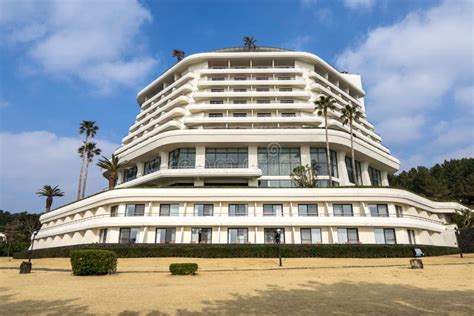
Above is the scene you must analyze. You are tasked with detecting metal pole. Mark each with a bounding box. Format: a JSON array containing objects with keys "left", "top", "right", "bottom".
[
  {"left": 455, "top": 228, "right": 464, "bottom": 258},
  {"left": 28, "top": 231, "right": 38, "bottom": 264}
]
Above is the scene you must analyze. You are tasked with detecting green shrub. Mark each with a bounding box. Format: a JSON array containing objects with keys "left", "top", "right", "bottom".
[
  {"left": 170, "top": 263, "right": 198, "bottom": 275},
  {"left": 70, "top": 249, "right": 117, "bottom": 276},
  {"left": 14, "top": 243, "right": 460, "bottom": 259},
  {"left": 0, "top": 242, "right": 29, "bottom": 257}
]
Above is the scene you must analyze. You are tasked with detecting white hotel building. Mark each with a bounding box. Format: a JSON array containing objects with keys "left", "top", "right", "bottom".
[{"left": 35, "top": 47, "right": 464, "bottom": 249}]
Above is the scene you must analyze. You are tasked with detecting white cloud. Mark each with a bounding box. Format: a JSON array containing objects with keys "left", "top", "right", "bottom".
[
  {"left": 336, "top": 0, "right": 474, "bottom": 166},
  {"left": 0, "top": 131, "right": 118, "bottom": 212},
  {"left": 286, "top": 35, "right": 311, "bottom": 51},
  {"left": 0, "top": 0, "right": 157, "bottom": 93},
  {"left": 343, "top": 0, "right": 375, "bottom": 9}
]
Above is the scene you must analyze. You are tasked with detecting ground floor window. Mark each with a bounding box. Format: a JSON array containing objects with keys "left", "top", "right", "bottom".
[
  {"left": 374, "top": 228, "right": 397, "bottom": 244},
  {"left": 160, "top": 204, "right": 180, "bottom": 216},
  {"left": 407, "top": 229, "right": 416, "bottom": 245},
  {"left": 337, "top": 228, "right": 359, "bottom": 243},
  {"left": 264, "top": 228, "right": 285, "bottom": 244},
  {"left": 156, "top": 228, "right": 176, "bottom": 244},
  {"left": 300, "top": 228, "right": 322, "bottom": 244},
  {"left": 191, "top": 228, "right": 212, "bottom": 244},
  {"left": 119, "top": 228, "right": 139, "bottom": 244},
  {"left": 228, "top": 228, "right": 248, "bottom": 244},
  {"left": 99, "top": 228, "right": 107, "bottom": 243},
  {"left": 298, "top": 204, "right": 318, "bottom": 216}
]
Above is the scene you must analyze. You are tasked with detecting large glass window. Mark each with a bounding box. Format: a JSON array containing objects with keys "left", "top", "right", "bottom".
[
  {"left": 264, "top": 228, "right": 285, "bottom": 244},
  {"left": 228, "top": 204, "right": 248, "bottom": 216},
  {"left": 126, "top": 204, "right": 145, "bottom": 216},
  {"left": 205, "top": 148, "right": 248, "bottom": 168},
  {"left": 258, "top": 147, "right": 301, "bottom": 176},
  {"left": 263, "top": 204, "right": 283, "bottom": 216},
  {"left": 194, "top": 204, "right": 214, "bottom": 216},
  {"left": 119, "top": 228, "right": 139, "bottom": 244},
  {"left": 369, "top": 204, "right": 389, "bottom": 217},
  {"left": 123, "top": 166, "right": 137, "bottom": 182},
  {"left": 99, "top": 229, "right": 107, "bottom": 243},
  {"left": 228, "top": 228, "right": 248, "bottom": 244},
  {"left": 375, "top": 228, "right": 397, "bottom": 244},
  {"left": 333, "top": 204, "right": 353, "bottom": 216},
  {"left": 159, "top": 204, "right": 180, "bottom": 216},
  {"left": 345, "top": 157, "right": 362, "bottom": 185},
  {"left": 169, "top": 148, "right": 196, "bottom": 169},
  {"left": 110, "top": 205, "right": 118, "bottom": 217},
  {"left": 407, "top": 229, "right": 416, "bottom": 245},
  {"left": 258, "top": 180, "right": 296, "bottom": 188},
  {"left": 395, "top": 205, "right": 403, "bottom": 218},
  {"left": 337, "top": 228, "right": 359, "bottom": 243},
  {"left": 310, "top": 148, "right": 338, "bottom": 177},
  {"left": 301, "top": 228, "right": 322, "bottom": 244},
  {"left": 191, "top": 228, "right": 212, "bottom": 244},
  {"left": 298, "top": 204, "right": 318, "bottom": 216},
  {"left": 156, "top": 228, "right": 176, "bottom": 244},
  {"left": 144, "top": 157, "right": 161, "bottom": 175},
  {"left": 369, "top": 167, "right": 382, "bottom": 186}
]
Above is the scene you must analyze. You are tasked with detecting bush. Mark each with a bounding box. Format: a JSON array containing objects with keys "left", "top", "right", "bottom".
[
  {"left": 459, "top": 228, "right": 474, "bottom": 253},
  {"left": 169, "top": 263, "right": 198, "bottom": 275},
  {"left": 14, "top": 243, "right": 461, "bottom": 259},
  {"left": 70, "top": 249, "right": 117, "bottom": 276},
  {"left": 0, "top": 242, "right": 29, "bottom": 257}
]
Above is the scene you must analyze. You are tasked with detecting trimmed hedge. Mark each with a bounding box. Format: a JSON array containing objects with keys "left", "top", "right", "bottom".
[
  {"left": 70, "top": 249, "right": 117, "bottom": 276},
  {"left": 14, "top": 243, "right": 460, "bottom": 259},
  {"left": 170, "top": 263, "right": 198, "bottom": 275}
]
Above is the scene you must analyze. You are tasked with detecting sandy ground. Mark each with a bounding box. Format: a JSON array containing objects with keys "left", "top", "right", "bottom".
[{"left": 1, "top": 255, "right": 473, "bottom": 315}]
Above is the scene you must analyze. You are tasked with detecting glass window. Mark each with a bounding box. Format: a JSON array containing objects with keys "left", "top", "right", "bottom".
[
  {"left": 375, "top": 228, "right": 397, "bottom": 244},
  {"left": 345, "top": 157, "right": 362, "bottom": 185},
  {"left": 194, "top": 204, "right": 214, "bottom": 216},
  {"left": 369, "top": 167, "right": 382, "bottom": 186},
  {"left": 407, "top": 229, "right": 416, "bottom": 245},
  {"left": 264, "top": 228, "right": 285, "bottom": 244},
  {"left": 228, "top": 228, "right": 248, "bottom": 244},
  {"left": 144, "top": 157, "right": 161, "bottom": 175},
  {"left": 233, "top": 112, "right": 247, "bottom": 117},
  {"left": 169, "top": 148, "right": 196, "bottom": 169},
  {"left": 263, "top": 204, "right": 283, "bottom": 216},
  {"left": 301, "top": 228, "right": 322, "bottom": 244},
  {"left": 395, "top": 205, "right": 403, "bottom": 218},
  {"left": 298, "top": 204, "right": 318, "bottom": 216},
  {"left": 333, "top": 204, "right": 353, "bottom": 216},
  {"left": 257, "top": 113, "right": 271, "bottom": 117},
  {"left": 160, "top": 204, "right": 180, "bottom": 216},
  {"left": 310, "top": 148, "right": 338, "bottom": 177},
  {"left": 126, "top": 204, "right": 145, "bottom": 216},
  {"left": 119, "top": 228, "right": 139, "bottom": 244},
  {"left": 110, "top": 205, "right": 118, "bottom": 217},
  {"left": 229, "top": 204, "right": 248, "bottom": 216},
  {"left": 317, "top": 180, "right": 339, "bottom": 188},
  {"left": 280, "top": 99, "right": 294, "bottom": 103},
  {"left": 337, "top": 228, "right": 359, "bottom": 243},
  {"left": 191, "top": 228, "right": 212, "bottom": 244},
  {"left": 210, "top": 100, "right": 224, "bottom": 104},
  {"left": 99, "top": 229, "right": 107, "bottom": 243},
  {"left": 156, "top": 228, "right": 176, "bottom": 244},
  {"left": 258, "top": 147, "right": 301, "bottom": 176},
  {"left": 205, "top": 148, "right": 248, "bottom": 168},
  {"left": 369, "top": 204, "right": 389, "bottom": 217},
  {"left": 209, "top": 113, "right": 223, "bottom": 117},
  {"left": 258, "top": 180, "right": 296, "bottom": 188},
  {"left": 281, "top": 112, "right": 296, "bottom": 117},
  {"left": 123, "top": 166, "right": 137, "bottom": 182}
]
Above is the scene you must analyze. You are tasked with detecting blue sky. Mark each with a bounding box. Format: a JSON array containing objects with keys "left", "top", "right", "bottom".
[{"left": 0, "top": 0, "right": 473, "bottom": 212}]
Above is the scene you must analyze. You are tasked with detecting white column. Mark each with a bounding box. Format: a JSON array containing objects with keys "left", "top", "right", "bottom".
[
  {"left": 159, "top": 151, "right": 168, "bottom": 170},
  {"left": 248, "top": 145, "right": 258, "bottom": 169},
  {"left": 381, "top": 171, "right": 389, "bottom": 186},
  {"left": 337, "top": 151, "right": 350, "bottom": 185},
  {"left": 300, "top": 145, "right": 311, "bottom": 166},
  {"left": 361, "top": 161, "right": 371, "bottom": 186},
  {"left": 195, "top": 145, "right": 205, "bottom": 169}
]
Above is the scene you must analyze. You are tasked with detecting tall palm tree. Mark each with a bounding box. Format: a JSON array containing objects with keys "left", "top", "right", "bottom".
[
  {"left": 341, "top": 104, "right": 363, "bottom": 185},
  {"left": 79, "top": 142, "right": 101, "bottom": 199},
  {"left": 97, "top": 154, "right": 125, "bottom": 190},
  {"left": 315, "top": 96, "right": 337, "bottom": 187},
  {"left": 172, "top": 49, "right": 185, "bottom": 62},
  {"left": 243, "top": 36, "right": 257, "bottom": 50},
  {"left": 36, "top": 185, "right": 64, "bottom": 212},
  {"left": 77, "top": 121, "right": 99, "bottom": 200}
]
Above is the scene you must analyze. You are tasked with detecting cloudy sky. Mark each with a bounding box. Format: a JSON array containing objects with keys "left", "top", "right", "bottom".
[{"left": 0, "top": 0, "right": 473, "bottom": 212}]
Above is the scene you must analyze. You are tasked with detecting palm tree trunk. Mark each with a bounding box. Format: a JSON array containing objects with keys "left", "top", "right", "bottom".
[
  {"left": 81, "top": 159, "right": 90, "bottom": 199},
  {"left": 108, "top": 175, "right": 116, "bottom": 190},
  {"left": 77, "top": 135, "right": 89, "bottom": 200},
  {"left": 325, "top": 114, "right": 333, "bottom": 187},
  {"left": 350, "top": 121, "right": 357, "bottom": 185},
  {"left": 46, "top": 196, "right": 52, "bottom": 211}
]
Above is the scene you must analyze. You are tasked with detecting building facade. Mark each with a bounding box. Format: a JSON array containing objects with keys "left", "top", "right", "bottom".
[{"left": 35, "top": 47, "right": 464, "bottom": 249}]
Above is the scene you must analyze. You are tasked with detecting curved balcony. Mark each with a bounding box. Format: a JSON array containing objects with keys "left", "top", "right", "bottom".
[
  {"left": 120, "top": 119, "right": 184, "bottom": 149},
  {"left": 193, "top": 90, "right": 311, "bottom": 101},
  {"left": 188, "top": 102, "right": 315, "bottom": 113},
  {"left": 200, "top": 67, "right": 303, "bottom": 75},
  {"left": 140, "top": 72, "right": 194, "bottom": 109},
  {"left": 183, "top": 115, "right": 323, "bottom": 127},
  {"left": 197, "top": 78, "right": 306, "bottom": 88}
]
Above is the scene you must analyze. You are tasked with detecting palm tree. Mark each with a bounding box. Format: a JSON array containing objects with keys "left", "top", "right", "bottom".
[
  {"left": 36, "top": 185, "right": 64, "bottom": 212},
  {"left": 79, "top": 142, "right": 101, "bottom": 199},
  {"left": 77, "top": 121, "right": 99, "bottom": 200},
  {"left": 172, "top": 49, "right": 185, "bottom": 62},
  {"left": 243, "top": 36, "right": 257, "bottom": 50},
  {"left": 315, "top": 96, "right": 337, "bottom": 187},
  {"left": 97, "top": 154, "right": 125, "bottom": 190},
  {"left": 340, "top": 104, "right": 363, "bottom": 185}
]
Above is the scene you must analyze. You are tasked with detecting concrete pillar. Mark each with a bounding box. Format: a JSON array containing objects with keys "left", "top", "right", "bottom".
[
  {"left": 194, "top": 178, "right": 204, "bottom": 186},
  {"left": 136, "top": 162, "right": 144, "bottom": 177},
  {"left": 300, "top": 145, "right": 311, "bottom": 166},
  {"left": 381, "top": 171, "right": 389, "bottom": 186},
  {"left": 196, "top": 145, "right": 205, "bottom": 169},
  {"left": 248, "top": 145, "right": 258, "bottom": 169},
  {"left": 159, "top": 151, "right": 168, "bottom": 170},
  {"left": 361, "top": 161, "right": 371, "bottom": 186},
  {"left": 337, "top": 151, "right": 350, "bottom": 185}
]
